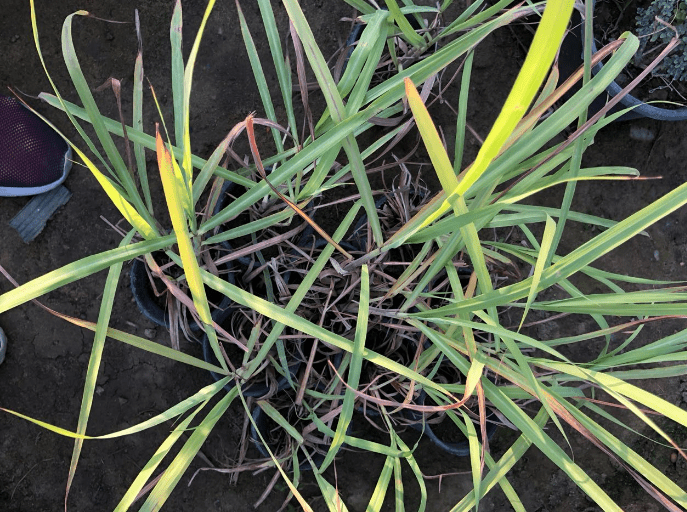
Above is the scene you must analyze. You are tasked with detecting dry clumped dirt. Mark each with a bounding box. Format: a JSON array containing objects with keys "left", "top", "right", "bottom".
[{"left": 0, "top": 1, "right": 686, "bottom": 510}]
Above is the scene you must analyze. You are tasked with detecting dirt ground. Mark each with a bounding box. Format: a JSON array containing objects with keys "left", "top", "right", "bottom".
[{"left": 1, "top": 1, "right": 686, "bottom": 511}]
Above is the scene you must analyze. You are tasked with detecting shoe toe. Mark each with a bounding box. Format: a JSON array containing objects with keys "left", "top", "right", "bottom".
[{"left": 0, "top": 96, "right": 70, "bottom": 196}]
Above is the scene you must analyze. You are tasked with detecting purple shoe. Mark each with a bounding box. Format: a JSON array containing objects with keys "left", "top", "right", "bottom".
[{"left": 0, "top": 96, "right": 72, "bottom": 197}]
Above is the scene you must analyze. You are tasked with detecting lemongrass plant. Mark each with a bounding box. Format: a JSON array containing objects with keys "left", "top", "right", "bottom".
[{"left": 1, "top": 0, "right": 687, "bottom": 510}]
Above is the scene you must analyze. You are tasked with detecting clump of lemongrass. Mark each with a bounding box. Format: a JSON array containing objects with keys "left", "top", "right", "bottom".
[{"left": 14, "top": 0, "right": 687, "bottom": 510}]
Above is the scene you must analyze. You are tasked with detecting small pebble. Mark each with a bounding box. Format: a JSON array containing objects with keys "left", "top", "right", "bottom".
[
  {"left": 95, "top": 386, "right": 105, "bottom": 396},
  {"left": 144, "top": 328, "right": 157, "bottom": 339},
  {"left": 9, "top": 35, "right": 19, "bottom": 43},
  {"left": 653, "top": 250, "right": 660, "bottom": 261},
  {"left": 118, "top": 396, "right": 128, "bottom": 405},
  {"left": 629, "top": 126, "right": 655, "bottom": 142},
  {"left": 671, "top": 452, "right": 678, "bottom": 463}
]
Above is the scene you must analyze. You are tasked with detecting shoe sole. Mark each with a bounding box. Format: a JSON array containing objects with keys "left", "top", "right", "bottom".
[{"left": 0, "top": 146, "right": 72, "bottom": 197}]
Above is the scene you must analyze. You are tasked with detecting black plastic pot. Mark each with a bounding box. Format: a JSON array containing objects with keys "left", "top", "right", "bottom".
[
  {"left": 421, "top": 392, "right": 499, "bottom": 457},
  {"left": 129, "top": 256, "right": 234, "bottom": 334},
  {"left": 353, "top": 321, "right": 426, "bottom": 427},
  {"left": 559, "top": 5, "right": 687, "bottom": 121},
  {"left": 202, "top": 307, "right": 300, "bottom": 397},
  {"left": 345, "top": 194, "right": 389, "bottom": 252},
  {"left": 201, "top": 201, "right": 347, "bottom": 397},
  {"left": 250, "top": 387, "right": 349, "bottom": 471},
  {"left": 343, "top": 9, "right": 437, "bottom": 75},
  {"left": 250, "top": 402, "right": 325, "bottom": 471},
  {"left": 355, "top": 388, "right": 426, "bottom": 434},
  {"left": 211, "top": 181, "right": 253, "bottom": 268},
  {"left": 212, "top": 179, "right": 316, "bottom": 270}
]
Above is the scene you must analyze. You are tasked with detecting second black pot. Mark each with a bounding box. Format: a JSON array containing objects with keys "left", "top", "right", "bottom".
[
  {"left": 130, "top": 256, "right": 234, "bottom": 335},
  {"left": 202, "top": 308, "right": 300, "bottom": 398},
  {"left": 559, "top": 4, "right": 687, "bottom": 122}
]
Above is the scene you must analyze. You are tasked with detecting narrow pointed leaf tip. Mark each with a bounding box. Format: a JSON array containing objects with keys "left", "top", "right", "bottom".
[
  {"left": 455, "top": 0, "right": 575, "bottom": 197},
  {"left": 404, "top": 77, "right": 458, "bottom": 196},
  {"left": 155, "top": 125, "right": 212, "bottom": 327}
]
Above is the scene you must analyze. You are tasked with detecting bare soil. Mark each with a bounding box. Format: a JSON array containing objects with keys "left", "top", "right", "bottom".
[{"left": 1, "top": 1, "right": 686, "bottom": 511}]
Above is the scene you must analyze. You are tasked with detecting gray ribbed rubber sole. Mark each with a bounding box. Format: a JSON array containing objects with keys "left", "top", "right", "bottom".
[
  {"left": 9, "top": 185, "right": 71, "bottom": 243},
  {"left": 0, "top": 147, "right": 72, "bottom": 197}
]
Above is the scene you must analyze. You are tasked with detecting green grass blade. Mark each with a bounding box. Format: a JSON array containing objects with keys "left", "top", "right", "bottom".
[
  {"left": 405, "top": 78, "right": 459, "bottom": 195},
  {"left": 133, "top": 17, "right": 153, "bottom": 214},
  {"left": 454, "top": 50, "right": 473, "bottom": 174},
  {"left": 0, "top": 236, "right": 173, "bottom": 314},
  {"left": 258, "top": 400, "right": 304, "bottom": 443},
  {"left": 393, "top": 454, "right": 404, "bottom": 512},
  {"left": 453, "top": 408, "right": 548, "bottom": 511},
  {"left": 61, "top": 11, "right": 150, "bottom": 218},
  {"left": 424, "top": 0, "right": 575, "bottom": 230},
  {"left": 69, "top": 315, "right": 226, "bottom": 373},
  {"left": 156, "top": 130, "right": 224, "bottom": 371},
  {"left": 0, "top": 378, "right": 230, "bottom": 441},
  {"left": 413, "top": 324, "right": 621, "bottom": 508},
  {"left": 314, "top": 472, "right": 350, "bottom": 512},
  {"left": 393, "top": 434, "right": 426, "bottom": 512},
  {"left": 539, "top": 361, "right": 687, "bottom": 431},
  {"left": 343, "top": 0, "right": 375, "bottom": 14},
  {"left": 416, "top": 316, "right": 570, "bottom": 363},
  {"left": 299, "top": 145, "right": 341, "bottom": 199},
  {"left": 320, "top": 265, "right": 369, "bottom": 471},
  {"left": 567, "top": 403, "right": 687, "bottom": 508},
  {"left": 311, "top": 121, "right": 406, "bottom": 198},
  {"left": 203, "top": 207, "right": 298, "bottom": 246},
  {"left": 170, "top": 0, "right": 184, "bottom": 148},
  {"left": 417, "top": 180, "right": 687, "bottom": 318},
  {"left": 38, "top": 94, "right": 257, "bottom": 190},
  {"left": 180, "top": 1, "right": 218, "bottom": 222},
  {"left": 65, "top": 229, "right": 136, "bottom": 505},
  {"left": 29, "top": 1, "right": 113, "bottom": 181},
  {"left": 485, "top": 383, "right": 621, "bottom": 509},
  {"left": 309, "top": 414, "right": 407, "bottom": 458},
  {"left": 140, "top": 389, "right": 237, "bottom": 511},
  {"left": 461, "top": 409, "right": 482, "bottom": 512},
  {"left": 337, "top": 11, "right": 386, "bottom": 100},
  {"left": 366, "top": 455, "right": 395, "bottom": 511},
  {"left": 236, "top": 0, "right": 284, "bottom": 154},
  {"left": 384, "top": 0, "right": 424, "bottom": 48},
  {"left": 344, "top": 14, "right": 389, "bottom": 114},
  {"left": 258, "top": 0, "right": 299, "bottom": 145},
  {"left": 113, "top": 402, "right": 207, "bottom": 512},
  {"left": 489, "top": 240, "right": 675, "bottom": 289},
  {"left": 191, "top": 130, "right": 233, "bottom": 205},
  {"left": 439, "top": 0, "right": 508, "bottom": 38},
  {"left": 68, "top": 140, "right": 158, "bottom": 240},
  {"left": 283, "top": 0, "right": 382, "bottom": 245},
  {"left": 242, "top": 396, "right": 314, "bottom": 511},
  {"left": 519, "top": 214, "right": 556, "bottom": 329}
]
